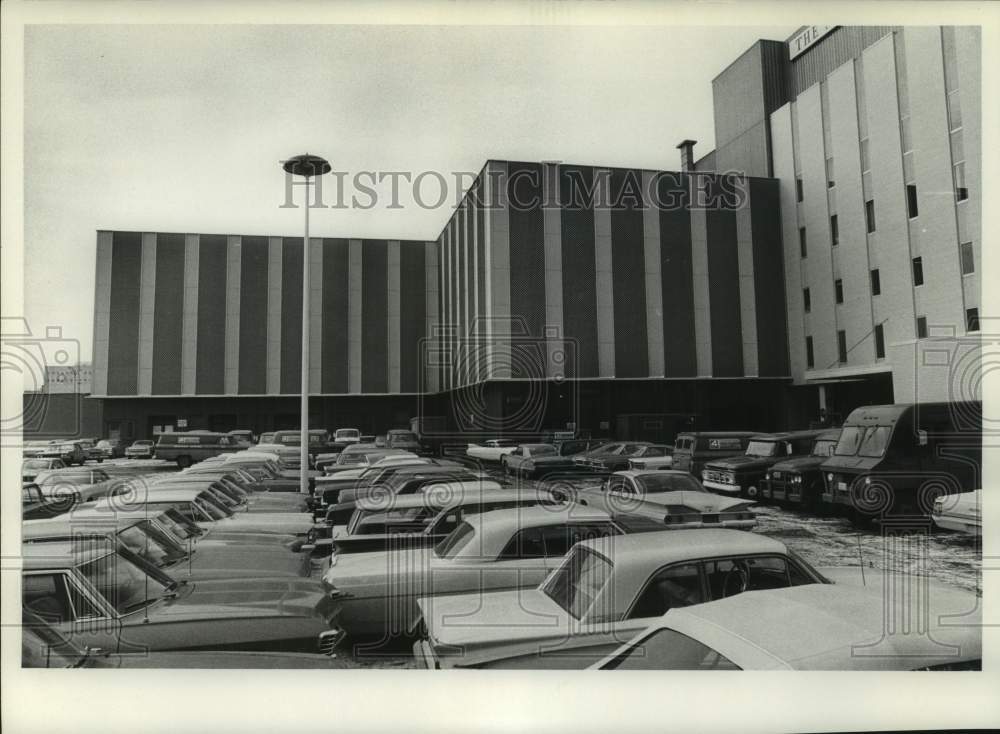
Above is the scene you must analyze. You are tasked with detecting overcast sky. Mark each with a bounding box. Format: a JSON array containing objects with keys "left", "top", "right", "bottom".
[{"left": 24, "top": 23, "right": 794, "bottom": 361}]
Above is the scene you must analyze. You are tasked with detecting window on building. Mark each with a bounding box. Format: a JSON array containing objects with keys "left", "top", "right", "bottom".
[
  {"left": 900, "top": 116, "right": 913, "bottom": 153},
  {"left": 947, "top": 90, "right": 963, "bottom": 132},
  {"left": 796, "top": 178, "right": 804, "bottom": 202},
  {"left": 805, "top": 337, "right": 814, "bottom": 369},
  {"left": 865, "top": 200, "right": 876, "bottom": 233},
  {"left": 954, "top": 161, "right": 968, "bottom": 201},
  {"left": 834, "top": 279, "right": 844, "bottom": 304},
  {"left": 826, "top": 157, "right": 835, "bottom": 188},
  {"left": 799, "top": 227, "right": 807, "bottom": 258},
  {"left": 830, "top": 215, "right": 839, "bottom": 245},
  {"left": 803, "top": 288, "right": 811, "bottom": 313},
  {"left": 917, "top": 316, "right": 928, "bottom": 339},
  {"left": 912, "top": 257, "right": 924, "bottom": 287},
  {"left": 960, "top": 242, "right": 975, "bottom": 275},
  {"left": 966, "top": 308, "right": 980, "bottom": 333},
  {"left": 860, "top": 139, "right": 871, "bottom": 173},
  {"left": 870, "top": 269, "right": 881, "bottom": 296},
  {"left": 837, "top": 331, "right": 848, "bottom": 364},
  {"left": 907, "top": 184, "right": 919, "bottom": 218},
  {"left": 874, "top": 323, "right": 885, "bottom": 359}
]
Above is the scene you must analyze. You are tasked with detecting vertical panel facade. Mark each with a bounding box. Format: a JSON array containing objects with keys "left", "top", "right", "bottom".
[{"left": 151, "top": 233, "right": 185, "bottom": 394}]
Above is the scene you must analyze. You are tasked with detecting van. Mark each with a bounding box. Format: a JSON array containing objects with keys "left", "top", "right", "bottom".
[
  {"left": 820, "top": 402, "right": 981, "bottom": 520},
  {"left": 154, "top": 431, "right": 242, "bottom": 468},
  {"left": 671, "top": 432, "right": 759, "bottom": 480}
]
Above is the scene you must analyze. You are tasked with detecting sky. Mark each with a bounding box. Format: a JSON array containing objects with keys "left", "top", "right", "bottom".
[{"left": 23, "top": 23, "right": 795, "bottom": 361}]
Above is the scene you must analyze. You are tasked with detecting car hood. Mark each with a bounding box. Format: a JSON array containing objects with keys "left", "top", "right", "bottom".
[
  {"left": 419, "top": 588, "right": 572, "bottom": 654},
  {"left": 148, "top": 578, "right": 326, "bottom": 621},
  {"left": 324, "top": 546, "right": 435, "bottom": 593},
  {"left": 179, "top": 541, "right": 312, "bottom": 578},
  {"left": 316, "top": 469, "right": 366, "bottom": 484},
  {"left": 820, "top": 455, "right": 882, "bottom": 473},
  {"left": 207, "top": 512, "right": 313, "bottom": 535},
  {"left": 704, "top": 455, "right": 776, "bottom": 471},
  {"left": 769, "top": 456, "right": 825, "bottom": 473}
]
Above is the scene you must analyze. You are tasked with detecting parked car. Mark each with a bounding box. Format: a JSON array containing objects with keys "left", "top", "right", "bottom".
[
  {"left": 628, "top": 447, "right": 674, "bottom": 471},
  {"left": 95, "top": 438, "right": 125, "bottom": 459},
  {"left": 22, "top": 457, "right": 66, "bottom": 483},
  {"left": 671, "top": 431, "right": 758, "bottom": 478},
  {"left": 320, "top": 481, "right": 524, "bottom": 557},
  {"left": 21, "top": 542, "right": 334, "bottom": 654},
  {"left": 22, "top": 483, "right": 71, "bottom": 520},
  {"left": 554, "top": 470, "right": 756, "bottom": 529},
  {"left": 258, "top": 432, "right": 275, "bottom": 444},
  {"left": 571, "top": 442, "right": 650, "bottom": 471},
  {"left": 374, "top": 435, "right": 388, "bottom": 448},
  {"left": 931, "top": 489, "right": 981, "bottom": 536},
  {"left": 21, "top": 440, "right": 53, "bottom": 458},
  {"left": 590, "top": 583, "right": 981, "bottom": 670},
  {"left": 553, "top": 438, "right": 608, "bottom": 457},
  {"left": 125, "top": 439, "right": 156, "bottom": 459},
  {"left": 466, "top": 439, "right": 519, "bottom": 462},
  {"left": 22, "top": 512, "right": 316, "bottom": 580},
  {"left": 22, "top": 611, "right": 344, "bottom": 669},
  {"left": 332, "top": 428, "right": 362, "bottom": 449},
  {"left": 317, "top": 445, "right": 406, "bottom": 474},
  {"left": 36, "top": 441, "right": 87, "bottom": 466},
  {"left": 386, "top": 429, "right": 424, "bottom": 453},
  {"left": 501, "top": 443, "right": 576, "bottom": 478},
  {"left": 319, "top": 465, "right": 477, "bottom": 522},
  {"left": 821, "top": 402, "right": 981, "bottom": 519},
  {"left": 319, "top": 505, "right": 671, "bottom": 646},
  {"left": 414, "top": 529, "right": 828, "bottom": 669},
  {"left": 596, "top": 444, "right": 671, "bottom": 473},
  {"left": 31, "top": 467, "right": 118, "bottom": 514},
  {"left": 75, "top": 438, "right": 104, "bottom": 463},
  {"left": 227, "top": 429, "right": 255, "bottom": 446},
  {"left": 272, "top": 429, "right": 333, "bottom": 459},
  {"left": 762, "top": 429, "right": 841, "bottom": 506},
  {"left": 154, "top": 432, "right": 245, "bottom": 467},
  {"left": 701, "top": 430, "right": 827, "bottom": 499}
]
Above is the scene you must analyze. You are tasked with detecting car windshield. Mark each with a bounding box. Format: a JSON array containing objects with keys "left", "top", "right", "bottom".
[
  {"left": 434, "top": 521, "right": 477, "bottom": 559},
  {"left": 22, "top": 460, "right": 50, "bottom": 470},
  {"left": 635, "top": 473, "right": 704, "bottom": 494},
  {"left": 541, "top": 546, "right": 613, "bottom": 620},
  {"left": 389, "top": 432, "right": 418, "bottom": 442},
  {"left": 78, "top": 551, "right": 171, "bottom": 615},
  {"left": 812, "top": 439, "right": 838, "bottom": 457},
  {"left": 858, "top": 426, "right": 892, "bottom": 458},
  {"left": 834, "top": 426, "right": 865, "bottom": 456},
  {"left": 528, "top": 445, "right": 558, "bottom": 457},
  {"left": 336, "top": 430, "right": 360, "bottom": 439},
  {"left": 604, "top": 628, "right": 740, "bottom": 670},
  {"left": 116, "top": 522, "right": 186, "bottom": 567},
  {"left": 745, "top": 440, "right": 780, "bottom": 458}
]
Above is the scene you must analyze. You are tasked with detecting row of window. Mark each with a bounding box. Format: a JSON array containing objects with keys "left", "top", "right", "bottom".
[
  {"left": 796, "top": 175, "right": 968, "bottom": 216},
  {"left": 805, "top": 308, "right": 981, "bottom": 369},
  {"left": 802, "top": 244, "right": 974, "bottom": 315}
]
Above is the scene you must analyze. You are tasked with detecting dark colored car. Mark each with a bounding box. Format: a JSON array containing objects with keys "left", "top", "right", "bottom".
[
  {"left": 386, "top": 429, "right": 427, "bottom": 454},
  {"left": 574, "top": 442, "right": 655, "bottom": 473},
  {"left": 701, "top": 430, "right": 827, "bottom": 499},
  {"left": 671, "top": 431, "right": 758, "bottom": 479},
  {"left": 95, "top": 439, "right": 125, "bottom": 459},
  {"left": 762, "top": 429, "right": 842, "bottom": 506},
  {"left": 598, "top": 444, "right": 671, "bottom": 473}
]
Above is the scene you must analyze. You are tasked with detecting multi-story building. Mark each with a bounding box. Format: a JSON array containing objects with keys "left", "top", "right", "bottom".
[{"left": 86, "top": 25, "right": 981, "bottom": 441}]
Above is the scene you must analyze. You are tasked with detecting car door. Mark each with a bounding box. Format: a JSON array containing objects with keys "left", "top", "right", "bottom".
[{"left": 22, "top": 571, "right": 123, "bottom": 653}]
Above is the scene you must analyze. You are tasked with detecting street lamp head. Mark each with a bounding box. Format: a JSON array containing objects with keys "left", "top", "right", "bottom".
[{"left": 282, "top": 153, "right": 331, "bottom": 178}]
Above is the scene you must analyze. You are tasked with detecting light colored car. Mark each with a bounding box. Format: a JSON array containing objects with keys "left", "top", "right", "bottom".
[
  {"left": 320, "top": 505, "right": 672, "bottom": 646},
  {"left": 555, "top": 470, "right": 757, "bottom": 529},
  {"left": 628, "top": 450, "right": 674, "bottom": 471},
  {"left": 22, "top": 457, "right": 66, "bottom": 483},
  {"left": 95, "top": 438, "right": 125, "bottom": 459},
  {"left": 502, "top": 443, "right": 577, "bottom": 478},
  {"left": 31, "top": 467, "right": 119, "bottom": 513},
  {"left": 125, "top": 439, "right": 155, "bottom": 459},
  {"left": 931, "top": 489, "right": 981, "bottom": 535},
  {"left": 37, "top": 441, "right": 87, "bottom": 466},
  {"left": 590, "top": 583, "right": 981, "bottom": 670},
  {"left": 21, "top": 542, "right": 334, "bottom": 654},
  {"left": 466, "top": 439, "right": 519, "bottom": 462},
  {"left": 318, "top": 446, "right": 409, "bottom": 475},
  {"left": 415, "top": 529, "right": 827, "bottom": 669},
  {"left": 333, "top": 428, "right": 362, "bottom": 446}
]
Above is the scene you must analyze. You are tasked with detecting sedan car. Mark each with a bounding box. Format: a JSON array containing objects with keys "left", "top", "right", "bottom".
[
  {"left": 590, "top": 583, "right": 980, "bottom": 670},
  {"left": 125, "top": 439, "right": 155, "bottom": 459},
  {"left": 95, "top": 438, "right": 125, "bottom": 460},
  {"left": 22, "top": 457, "right": 66, "bottom": 483},
  {"left": 931, "top": 489, "right": 981, "bottom": 536},
  {"left": 415, "top": 529, "right": 826, "bottom": 669},
  {"left": 554, "top": 470, "right": 757, "bottom": 529},
  {"left": 502, "top": 443, "right": 577, "bottom": 478},
  {"left": 597, "top": 444, "right": 671, "bottom": 473},
  {"left": 572, "top": 442, "right": 648, "bottom": 471},
  {"left": 37, "top": 441, "right": 87, "bottom": 466},
  {"left": 319, "top": 505, "right": 671, "bottom": 647},
  {"left": 21, "top": 542, "right": 334, "bottom": 654},
  {"left": 466, "top": 439, "right": 519, "bottom": 462}
]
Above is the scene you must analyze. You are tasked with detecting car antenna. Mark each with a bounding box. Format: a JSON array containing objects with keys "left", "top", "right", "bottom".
[{"left": 857, "top": 533, "right": 866, "bottom": 586}]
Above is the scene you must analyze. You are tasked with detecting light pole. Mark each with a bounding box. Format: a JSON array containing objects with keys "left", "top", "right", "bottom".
[{"left": 282, "top": 153, "right": 331, "bottom": 494}]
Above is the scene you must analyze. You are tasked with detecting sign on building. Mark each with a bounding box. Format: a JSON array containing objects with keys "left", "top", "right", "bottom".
[{"left": 788, "top": 26, "right": 838, "bottom": 60}]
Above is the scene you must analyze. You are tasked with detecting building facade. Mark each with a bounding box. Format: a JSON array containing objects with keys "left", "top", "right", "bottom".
[{"left": 86, "top": 25, "right": 981, "bottom": 442}]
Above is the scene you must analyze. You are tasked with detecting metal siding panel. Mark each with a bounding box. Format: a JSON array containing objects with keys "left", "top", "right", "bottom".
[
  {"left": 543, "top": 163, "right": 565, "bottom": 378},
  {"left": 689, "top": 203, "right": 713, "bottom": 377},
  {"left": 151, "top": 233, "right": 185, "bottom": 394},
  {"left": 137, "top": 233, "right": 156, "bottom": 395},
  {"left": 559, "top": 165, "right": 599, "bottom": 379},
  {"left": 594, "top": 169, "right": 616, "bottom": 377},
  {"left": 280, "top": 238, "right": 303, "bottom": 394},
  {"left": 321, "top": 238, "right": 350, "bottom": 394},
  {"left": 92, "top": 231, "right": 113, "bottom": 396},
  {"left": 489, "top": 161, "right": 511, "bottom": 380},
  {"left": 309, "top": 235, "right": 323, "bottom": 392},
  {"left": 735, "top": 180, "right": 759, "bottom": 376},
  {"left": 508, "top": 162, "right": 546, "bottom": 380},
  {"left": 106, "top": 232, "right": 141, "bottom": 395},
  {"left": 748, "top": 178, "right": 790, "bottom": 376},
  {"left": 641, "top": 172, "right": 664, "bottom": 377},
  {"left": 223, "top": 236, "right": 241, "bottom": 394},
  {"left": 266, "top": 237, "right": 283, "bottom": 394},
  {"left": 828, "top": 60, "right": 876, "bottom": 367},
  {"left": 400, "top": 242, "right": 426, "bottom": 393},
  {"left": 180, "top": 234, "right": 199, "bottom": 395},
  {"left": 610, "top": 168, "right": 648, "bottom": 378},
  {"left": 424, "top": 241, "right": 439, "bottom": 393},
  {"left": 361, "top": 239, "right": 388, "bottom": 392},
  {"left": 348, "top": 239, "right": 363, "bottom": 392},
  {"left": 196, "top": 235, "right": 227, "bottom": 394},
  {"left": 388, "top": 240, "right": 401, "bottom": 393},
  {"left": 657, "top": 173, "right": 698, "bottom": 377},
  {"left": 705, "top": 202, "right": 744, "bottom": 377},
  {"left": 239, "top": 236, "right": 267, "bottom": 394}
]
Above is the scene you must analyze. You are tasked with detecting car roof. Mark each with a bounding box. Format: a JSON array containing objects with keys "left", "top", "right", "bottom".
[
  {"left": 21, "top": 541, "right": 113, "bottom": 568},
  {"left": 102, "top": 487, "right": 207, "bottom": 502},
  {"left": 577, "top": 529, "right": 785, "bottom": 566},
  {"left": 660, "top": 583, "right": 980, "bottom": 669},
  {"left": 356, "top": 485, "right": 535, "bottom": 511},
  {"left": 22, "top": 514, "right": 146, "bottom": 537},
  {"left": 747, "top": 430, "right": 828, "bottom": 441},
  {"left": 471, "top": 504, "right": 611, "bottom": 534}
]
